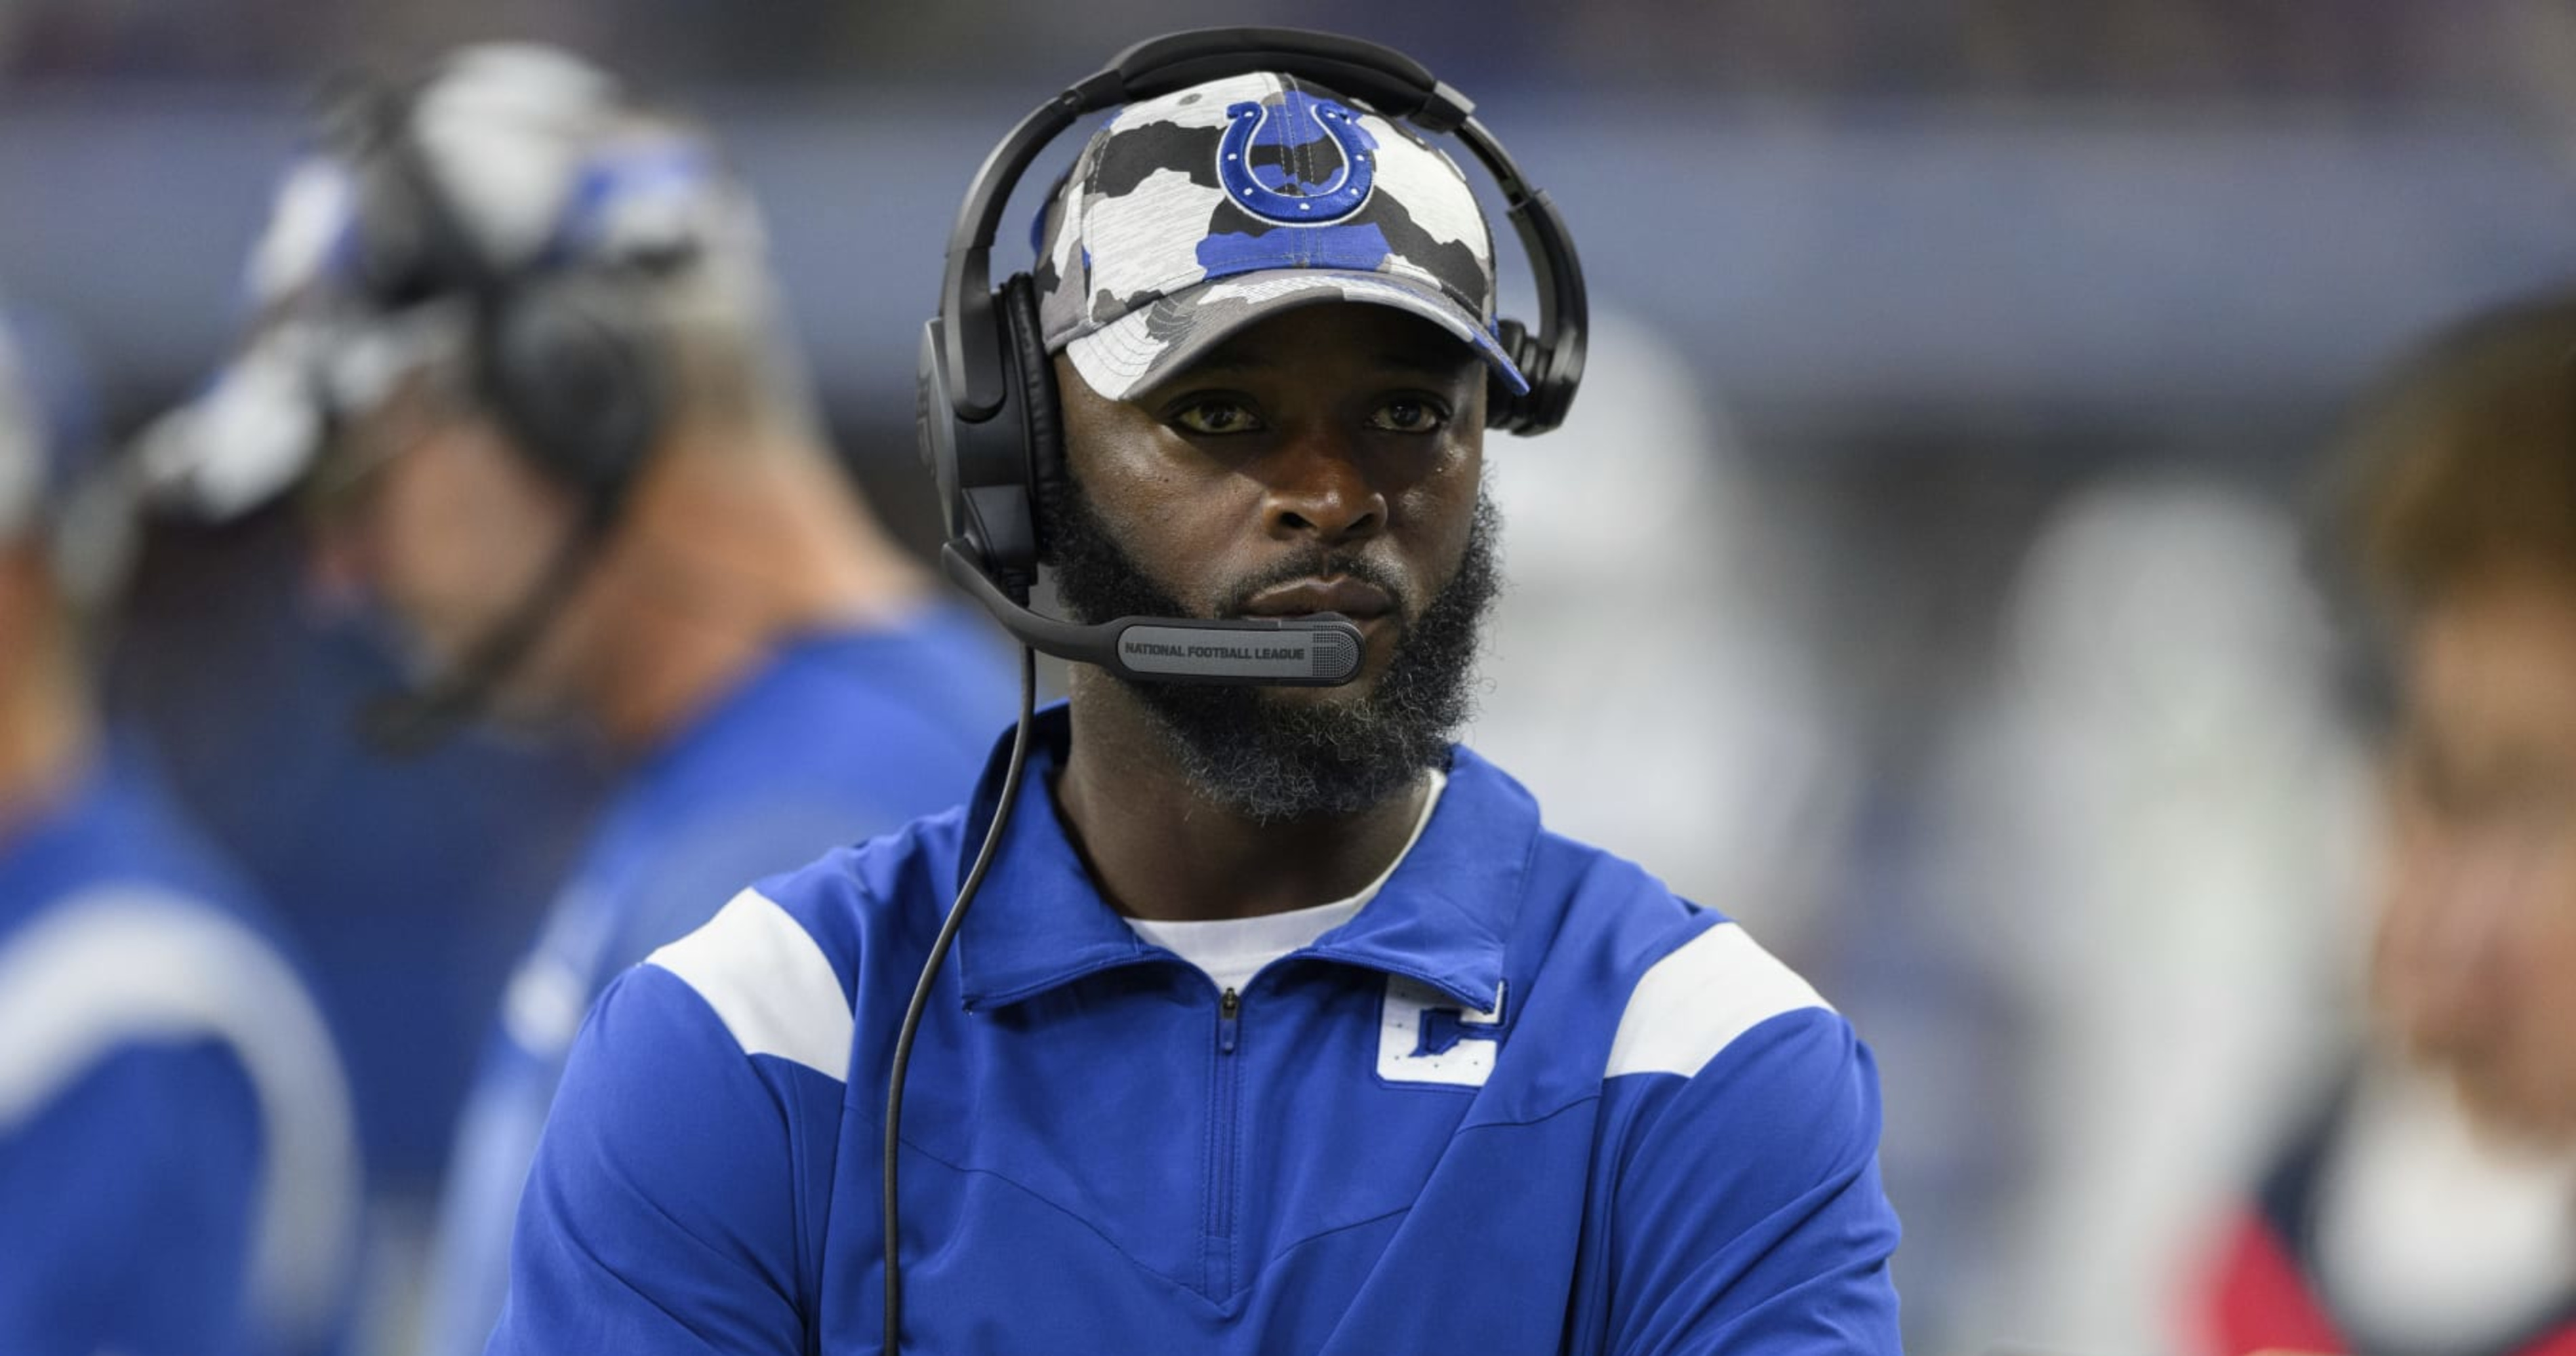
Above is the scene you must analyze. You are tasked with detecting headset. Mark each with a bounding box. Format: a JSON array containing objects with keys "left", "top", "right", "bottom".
[
  {"left": 323, "top": 66, "right": 693, "bottom": 751},
  {"left": 334, "top": 72, "right": 673, "bottom": 504},
  {"left": 915, "top": 25, "right": 1588, "bottom": 690},
  {"left": 887, "top": 27, "right": 1586, "bottom": 1353}
]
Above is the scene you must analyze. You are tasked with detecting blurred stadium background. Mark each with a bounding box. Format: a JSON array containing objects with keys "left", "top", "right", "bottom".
[{"left": 9, "top": 2, "right": 2570, "bottom": 1352}]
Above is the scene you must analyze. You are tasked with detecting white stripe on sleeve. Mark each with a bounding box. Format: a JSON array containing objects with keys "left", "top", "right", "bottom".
[
  {"left": 0, "top": 887, "right": 359, "bottom": 1349},
  {"left": 1604, "top": 921, "right": 1831, "bottom": 1081},
  {"left": 647, "top": 889, "right": 853, "bottom": 1081}
]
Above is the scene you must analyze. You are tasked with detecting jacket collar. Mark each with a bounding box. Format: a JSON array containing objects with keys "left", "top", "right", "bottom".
[{"left": 950, "top": 704, "right": 1534, "bottom": 1012}]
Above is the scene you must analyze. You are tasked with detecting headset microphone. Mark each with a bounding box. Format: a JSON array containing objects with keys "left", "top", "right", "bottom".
[{"left": 937, "top": 543, "right": 1362, "bottom": 686}]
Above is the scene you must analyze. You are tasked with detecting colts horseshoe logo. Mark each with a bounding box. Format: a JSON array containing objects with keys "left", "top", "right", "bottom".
[{"left": 1217, "top": 93, "right": 1377, "bottom": 226}]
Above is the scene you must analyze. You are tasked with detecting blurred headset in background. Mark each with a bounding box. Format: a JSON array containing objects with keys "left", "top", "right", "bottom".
[{"left": 140, "top": 44, "right": 765, "bottom": 749}]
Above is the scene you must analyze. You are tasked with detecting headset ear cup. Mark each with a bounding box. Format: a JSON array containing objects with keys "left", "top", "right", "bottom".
[
  {"left": 481, "top": 281, "right": 661, "bottom": 501},
  {"left": 997, "top": 274, "right": 1064, "bottom": 563},
  {"left": 1487, "top": 318, "right": 1542, "bottom": 433}
]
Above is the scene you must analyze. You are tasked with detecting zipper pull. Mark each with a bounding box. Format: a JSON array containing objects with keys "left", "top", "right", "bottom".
[{"left": 1218, "top": 987, "right": 1241, "bottom": 1054}]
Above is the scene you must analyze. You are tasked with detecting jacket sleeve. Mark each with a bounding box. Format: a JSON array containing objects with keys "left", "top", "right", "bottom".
[
  {"left": 0, "top": 1041, "right": 264, "bottom": 1356},
  {"left": 487, "top": 962, "right": 817, "bottom": 1355},
  {"left": 1601, "top": 1005, "right": 1904, "bottom": 1355}
]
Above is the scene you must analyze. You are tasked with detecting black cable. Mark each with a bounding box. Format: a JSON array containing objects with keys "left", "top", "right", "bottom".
[{"left": 883, "top": 643, "right": 1037, "bottom": 1351}]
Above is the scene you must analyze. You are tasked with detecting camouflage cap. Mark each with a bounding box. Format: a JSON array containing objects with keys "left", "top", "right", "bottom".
[
  {"left": 141, "top": 43, "right": 765, "bottom": 522},
  {"left": 1035, "top": 72, "right": 1527, "bottom": 402}
]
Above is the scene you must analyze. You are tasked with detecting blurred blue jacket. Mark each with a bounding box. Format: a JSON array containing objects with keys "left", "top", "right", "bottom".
[
  {"left": 0, "top": 743, "right": 359, "bottom": 1356},
  {"left": 420, "top": 608, "right": 1012, "bottom": 1356}
]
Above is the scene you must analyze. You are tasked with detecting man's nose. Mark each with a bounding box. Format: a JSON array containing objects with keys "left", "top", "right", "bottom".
[{"left": 1260, "top": 428, "right": 1386, "bottom": 548}]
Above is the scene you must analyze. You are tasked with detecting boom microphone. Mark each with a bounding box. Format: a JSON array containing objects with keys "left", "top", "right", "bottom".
[
  {"left": 940, "top": 543, "right": 1363, "bottom": 686},
  {"left": 357, "top": 494, "right": 622, "bottom": 756}
]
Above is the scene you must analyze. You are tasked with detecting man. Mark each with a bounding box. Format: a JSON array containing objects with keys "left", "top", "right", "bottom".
[
  {"left": 149, "top": 45, "right": 1016, "bottom": 1355},
  {"left": 496, "top": 60, "right": 1901, "bottom": 1353},
  {"left": 2200, "top": 297, "right": 2576, "bottom": 1355},
  {"left": 0, "top": 315, "right": 359, "bottom": 1354}
]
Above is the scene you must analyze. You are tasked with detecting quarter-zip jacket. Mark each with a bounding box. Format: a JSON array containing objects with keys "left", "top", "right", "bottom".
[{"left": 496, "top": 706, "right": 1903, "bottom": 1353}]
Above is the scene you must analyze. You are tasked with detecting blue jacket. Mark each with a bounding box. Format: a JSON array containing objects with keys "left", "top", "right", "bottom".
[
  {"left": 424, "top": 613, "right": 1016, "bottom": 1356},
  {"left": 495, "top": 706, "right": 1902, "bottom": 1353},
  {"left": 0, "top": 749, "right": 357, "bottom": 1356}
]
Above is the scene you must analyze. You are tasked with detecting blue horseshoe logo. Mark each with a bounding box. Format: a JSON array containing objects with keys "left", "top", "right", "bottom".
[{"left": 1216, "top": 94, "right": 1377, "bottom": 226}]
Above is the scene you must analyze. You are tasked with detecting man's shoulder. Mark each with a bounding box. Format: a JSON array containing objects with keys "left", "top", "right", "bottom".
[
  {"left": 1508, "top": 818, "right": 1845, "bottom": 1093},
  {"left": 572, "top": 677, "right": 994, "bottom": 971},
  {"left": 1517, "top": 816, "right": 1733, "bottom": 964},
  {"left": 0, "top": 765, "right": 329, "bottom": 1096},
  {"left": 0, "top": 879, "right": 296, "bottom": 1125},
  {"left": 1445, "top": 744, "right": 1718, "bottom": 934},
  {"left": 615, "top": 808, "right": 967, "bottom": 1081},
  {"left": 1514, "top": 825, "right": 1887, "bottom": 1235}
]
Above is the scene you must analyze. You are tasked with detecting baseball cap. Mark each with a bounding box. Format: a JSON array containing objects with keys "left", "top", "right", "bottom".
[
  {"left": 141, "top": 43, "right": 764, "bottom": 522},
  {"left": 1034, "top": 72, "right": 1528, "bottom": 403}
]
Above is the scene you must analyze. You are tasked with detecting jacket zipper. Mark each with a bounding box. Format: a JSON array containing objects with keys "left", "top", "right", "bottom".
[{"left": 1206, "top": 986, "right": 1243, "bottom": 1298}]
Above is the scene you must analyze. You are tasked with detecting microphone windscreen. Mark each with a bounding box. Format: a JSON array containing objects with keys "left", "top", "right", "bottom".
[{"left": 1310, "top": 626, "right": 1361, "bottom": 683}]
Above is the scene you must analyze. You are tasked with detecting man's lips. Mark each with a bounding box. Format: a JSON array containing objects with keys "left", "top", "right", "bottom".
[{"left": 1237, "top": 576, "right": 1395, "bottom": 620}]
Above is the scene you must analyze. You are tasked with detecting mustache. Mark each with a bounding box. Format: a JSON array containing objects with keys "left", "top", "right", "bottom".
[{"left": 1213, "top": 549, "right": 1416, "bottom": 620}]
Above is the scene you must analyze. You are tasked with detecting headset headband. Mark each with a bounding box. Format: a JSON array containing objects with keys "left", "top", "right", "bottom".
[
  {"left": 338, "top": 76, "right": 509, "bottom": 313},
  {"left": 935, "top": 26, "right": 1586, "bottom": 427}
]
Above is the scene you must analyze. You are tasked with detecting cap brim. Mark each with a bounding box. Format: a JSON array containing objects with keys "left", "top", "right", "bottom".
[
  {"left": 144, "top": 306, "right": 468, "bottom": 523},
  {"left": 137, "top": 334, "right": 326, "bottom": 523},
  {"left": 1062, "top": 270, "right": 1529, "bottom": 403}
]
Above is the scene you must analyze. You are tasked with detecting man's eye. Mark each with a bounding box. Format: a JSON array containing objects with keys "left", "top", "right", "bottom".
[
  {"left": 1369, "top": 397, "right": 1449, "bottom": 433},
  {"left": 1171, "top": 399, "right": 1262, "bottom": 435}
]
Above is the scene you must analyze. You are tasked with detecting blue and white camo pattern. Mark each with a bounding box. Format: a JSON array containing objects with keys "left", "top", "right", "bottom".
[{"left": 1033, "top": 73, "right": 1528, "bottom": 401}]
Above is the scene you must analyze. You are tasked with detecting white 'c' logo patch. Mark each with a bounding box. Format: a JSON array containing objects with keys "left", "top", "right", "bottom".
[{"left": 1376, "top": 976, "right": 1506, "bottom": 1088}]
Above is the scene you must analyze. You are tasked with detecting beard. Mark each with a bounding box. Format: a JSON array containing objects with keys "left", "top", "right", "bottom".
[{"left": 1045, "top": 475, "right": 1503, "bottom": 824}]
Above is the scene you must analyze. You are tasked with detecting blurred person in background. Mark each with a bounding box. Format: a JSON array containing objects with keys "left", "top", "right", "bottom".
[
  {"left": 144, "top": 43, "right": 1016, "bottom": 1355},
  {"left": 1934, "top": 473, "right": 2369, "bottom": 1356},
  {"left": 1937, "top": 471, "right": 2359, "bottom": 1356},
  {"left": 0, "top": 313, "right": 359, "bottom": 1354},
  {"left": 2199, "top": 296, "right": 2576, "bottom": 1356}
]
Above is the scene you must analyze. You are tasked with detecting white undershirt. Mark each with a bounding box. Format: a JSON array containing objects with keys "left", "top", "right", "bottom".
[{"left": 1124, "top": 770, "right": 1447, "bottom": 995}]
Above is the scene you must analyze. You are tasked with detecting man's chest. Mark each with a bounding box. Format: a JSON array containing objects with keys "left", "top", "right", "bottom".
[{"left": 816, "top": 962, "right": 1607, "bottom": 1353}]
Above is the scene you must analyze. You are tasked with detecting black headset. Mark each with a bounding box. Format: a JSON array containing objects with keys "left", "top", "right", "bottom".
[
  {"left": 332, "top": 70, "right": 675, "bottom": 512},
  {"left": 917, "top": 26, "right": 1589, "bottom": 609}
]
